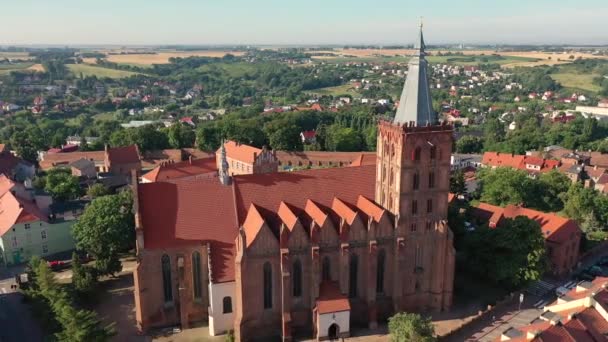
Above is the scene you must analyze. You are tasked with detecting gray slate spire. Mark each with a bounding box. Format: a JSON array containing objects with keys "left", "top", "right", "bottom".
[{"left": 393, "top": 22, "right": 437, "bottom": 126}]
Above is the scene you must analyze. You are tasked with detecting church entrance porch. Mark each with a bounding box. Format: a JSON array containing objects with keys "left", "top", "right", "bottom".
[{"left": 314, "top": 282, "right": 350, "bottom": 341}]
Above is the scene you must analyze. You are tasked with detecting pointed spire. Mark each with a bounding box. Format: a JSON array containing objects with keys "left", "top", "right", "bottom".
[
  {"left": 219, "top": 140, "right": 231, "bottom": 185},
  {"left": 393, "top": 21, "right": 437, "bottom": 126}
]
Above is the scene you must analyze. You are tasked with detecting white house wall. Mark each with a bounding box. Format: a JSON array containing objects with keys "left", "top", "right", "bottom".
[{"left": 208, "top": 281, "right": 236, "bottom": 336}]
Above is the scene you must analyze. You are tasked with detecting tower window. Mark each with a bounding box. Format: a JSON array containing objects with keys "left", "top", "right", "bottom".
[
  {"left": 410, "top": 222, "right": 417, "bottom": 232},
  {"left": 426, "top": 221, "right": 432, "bottom": 231},
  {"left": 413, "top": 147, "right": 421, "bottom": 161},
  {"left": 428, "top": 172, "right": 435, "bottom": 189},
  {"left": 427, "top": 199, "right": 433, "bottom": 213},
  {"left": 430, "top": 146, "right": 437, "bottom": 160},
  {"left": 413, "top": 173, "right": 419, "bottom": 190},
  {"left": 412, "top": 200, "right": 418, "bottom": 215}
]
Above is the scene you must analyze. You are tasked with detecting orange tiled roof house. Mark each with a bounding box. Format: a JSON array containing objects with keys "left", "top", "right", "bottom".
[{"left": 132, "top": 25, "right": 455, "bottom": 341}]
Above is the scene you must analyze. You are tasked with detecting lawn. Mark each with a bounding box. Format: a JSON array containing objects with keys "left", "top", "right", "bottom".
[
  {"left": 0, "top": 62, "right": 35, "bottom": 75},
  {"left": 551, "top": 72, "right": 602, "bottom": 92},
  {"left": 67, "top": 64, "right": 141, "bottom": 79},
  {"left": 307, "top": 84, "right": 358, "bottom": 97}
]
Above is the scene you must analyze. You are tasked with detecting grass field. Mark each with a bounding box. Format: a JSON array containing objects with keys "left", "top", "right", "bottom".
[
  {"left": 99, "top": 50, "right": 245, "bottom": 65},
  {"left": 0, "top": 62, "right": 36, "bottom": 75},
  {"left": 551, "top": 72, "right": 602, "bottom": 92},
  {"left": 0, "top": 52, "right": 32, "bottom": 60},
  {"left": 307, "top": 84, "right": 358, "bottom": 96},
  {"left": 67, "top": 64, "right": 141, "bottom": 78}
]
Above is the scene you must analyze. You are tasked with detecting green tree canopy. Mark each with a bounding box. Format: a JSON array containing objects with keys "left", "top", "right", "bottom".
[
  {"left": 72, "top": 191, "right": 134, "bottom": 275},
  {"left": 388, "top": 312, "right": 436, "bottom": 342},
  {"left": 44, "top": 168, "right": 82, "bottom": 201}
]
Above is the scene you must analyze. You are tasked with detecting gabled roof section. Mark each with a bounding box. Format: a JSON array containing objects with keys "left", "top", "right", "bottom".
[
  {"left": 220, "top": 140, "right": 262, "bottom": 164},
  {"left": 356, "top": 195, "right": 386, "bottom": 223},
  {"left": 393, "top": 23, "right": 437, "bottom": 126},
  {"left": 331, "top": 197, "right": 358, "bottom": 226},
  {"left": 0, "top": 191, "right": 47, "bottom": 236},
  {"left": 305, "top": 199, "right": 329, "bottom": 228},
  {"left": 277, "top": 201, "right": 299, "bottom": 231},
  {"left": 242, "top": 203, "right": 267, "bottom": 248}
]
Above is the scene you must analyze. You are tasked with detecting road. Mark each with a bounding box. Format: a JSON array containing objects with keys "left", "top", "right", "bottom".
[{"left": 0, "top": 276, "right": 43, "bottom": 342}]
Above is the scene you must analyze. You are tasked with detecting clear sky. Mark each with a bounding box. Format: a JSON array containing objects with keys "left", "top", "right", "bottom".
[{"left": 1, "top": 0, "right": 607, "bottom": 46}]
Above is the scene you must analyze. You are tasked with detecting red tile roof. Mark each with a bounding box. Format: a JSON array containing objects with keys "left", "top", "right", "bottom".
[
  {"left": 39, "top": 151, "right": 105, "bottom": 170},
  {"left": 482, "top": 152, "right": 525, "bottom": 169},
  {"left": 301, "top": 130, "right": 316, "bottom": 140},
  {"left": 472, "top": 203, "right": 581, "bottom": 244},
  {"left": 137, "top": 164, "right": 380, "bottom": 283},
  {"left": 0, "top": 151, "right": 32, "bottom": 175},
  {"left": 0, "top": 191, "right": 47, "bottom": 236},
  {"left": 107, "top": 145, "right": 140, "bottom": 165},
  {"left": 137, "top": 179, "right": 237, "bottom": 283},
  {"left": 317, "top": 281, "right": 350, "bottom": 314},
  {"left": 349, "top": 153, "right": 377, "bottom": 167},
  {"left": 222, "top": 140, "right": 262, "bottom": 164},
  {"left": 142, "top": 157, "right": 217, "bottom": 182}
]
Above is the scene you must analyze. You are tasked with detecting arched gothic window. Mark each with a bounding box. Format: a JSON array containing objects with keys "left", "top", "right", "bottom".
[
  {"left": 292, "top": 259, "right": 302, "bottom": 297},
  {"left": 376, "top": 249, "right": 386, "bottom": 294},
  {"left": 192, "top": 252, "right": 202, "bottom": 300},
  {"left": 263, "top": 262, "right": 272, "bottom": 309},
  {"left": 322, "top": 256, "right": 331, "bottom": 281},
  {"left": 161, "top": 254, "right": 172, "bottom": 303},
  {"left": 349, "top": 254, "right": 358, "bottom": 298}
]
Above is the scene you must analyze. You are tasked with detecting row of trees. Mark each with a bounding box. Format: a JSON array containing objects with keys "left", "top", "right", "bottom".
[{"left": 25, "top": 257, "right": 115, "bottom": 341}]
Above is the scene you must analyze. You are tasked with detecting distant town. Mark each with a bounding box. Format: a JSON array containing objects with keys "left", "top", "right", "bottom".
[{"left": 1, "top": 19, "right": 608, "bottom": 342}]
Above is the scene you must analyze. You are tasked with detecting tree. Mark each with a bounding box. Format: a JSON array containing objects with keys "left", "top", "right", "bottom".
[
  {"left": 463, "top": 216, "right": 546, "bottom": 288},
  {"left": 562, "top": 183, "right": 597, "bottom": 223},
  {"left": 268, "top": 124, "right": 303, "bottom": 151},
  {"left": 87, "top": 184, "right": 110, "bottom": 198},
  {"left": 477, "top": 167, "right": 532, "bottom": 207},
  {"left": 581, "top": 211, "right": 602, "bottom": 234},
  {"left": 71, "top": 252, "right": 98, "bottom": 300},
  {"left": 450, "top": 170, "right": 467, "bottom": 196},
  {"left": 72, "top": 191, "right": 134, "bottom": 276},
  {"left": 388, "top": 312, "right": 436, "bottom": 342},
  {"left": 455, "top": 136, "right": 484, "bottom": 154},
  {"left": 537, "top": 170, "right": 570, "bottom": 212},
  {"left": 326, "top": 126, "right": 363, "bottom": 152},
  {"left": 196, "top": 124, "right": 222, "bottom": 151},
  {"left": 44, "top": 168, "right": 82, "bottom": 201},
  {"left": 166, "top": 123, "right": 196, "bottom": 149}
]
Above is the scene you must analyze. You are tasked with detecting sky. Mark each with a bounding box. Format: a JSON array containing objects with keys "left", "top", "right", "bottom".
[{"left": 1, "top": 0, "right": 607, "bottom": 46}]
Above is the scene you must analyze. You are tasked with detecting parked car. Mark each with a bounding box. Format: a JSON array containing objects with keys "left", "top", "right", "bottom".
[{"left": 48, "top": 260, "right": 66, "bottom": 271}]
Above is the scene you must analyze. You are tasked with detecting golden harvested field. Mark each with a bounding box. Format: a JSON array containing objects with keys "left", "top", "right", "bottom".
[
  {"left": 0, "top": 52, "right": 32, "bottom": 60},
  {"left": 27, "top": 64, "right": 45, "bottom": 72},
  {"left": 98, "top": 50, "right": 245, "bottom": 65},
  {"left": 313, "top": 48, "right": 416, "bottom": 57}
]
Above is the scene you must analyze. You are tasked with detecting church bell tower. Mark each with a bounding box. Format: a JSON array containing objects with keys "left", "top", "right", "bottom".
[{"left": 375, "top": 22, "right": 454, "bottom": 311}]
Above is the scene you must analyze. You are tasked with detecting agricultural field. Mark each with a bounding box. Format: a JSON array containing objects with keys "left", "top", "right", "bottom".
[
  {"left": 0, "top": 62, "right": 36, "bottom": 75},
  {"left": 551, "top": 72, "right": 602, "bottom": 92},
  {"left": 98, "top": 50, "right": 245, "bottom": 65},
  {"left": 307, "top": 84, "right": 358, "bottom": 97},
  {"left": 0, "top": 52, "right": 32, "bottom": 60},
  {"left": 67, "top": 64, "right": 141, "bottom": 79}
]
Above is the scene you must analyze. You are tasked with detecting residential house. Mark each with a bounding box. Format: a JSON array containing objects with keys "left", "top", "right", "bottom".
[
  {"left": 0, "top": 146, "right": 35, "bottom": 182},
  {"left": 451, "top": 154, "right": 483, "bottom": 171},
  {"left": 0, "top": 179, "right": 79, "bottom": 267},
  {"left": 482, "top": 152, "right": 560, "bottom": 177},
  {"left": 104, "top": 144, "right": 142, "bottom": 177},
  {"left": 70, "top": 158, "right": 97, "bottom": 179},
  {"left": 300, "top": 130, "right": 317, "bottom": 144},
  {"left": 585, "top": 165, "right": 607, "bottom": 188},
  {"left": 217, "top": 140, "right": 278, "bottom": 175},
  {"left": 498, "top": 277, "right": 608, "bottom": 341},
  {"left": 65, "top": 135, "right": 100, "bottom": 146},
  {"left": 472, "top": 203, "right": 581, "bottom": 276},
  {"left": 141, "top": 157, "right": 217, "bottom": 183}
]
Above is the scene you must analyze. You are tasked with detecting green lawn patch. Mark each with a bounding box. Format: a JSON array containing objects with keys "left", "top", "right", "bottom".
[
  {"left": 307, "top": 84, "right": 358, "bottom": 97},
  {"left": 67, "top": 64, "right": 141, "bottom": 79},
  {"left": 551, "top": 72, "right": 602, "bottom": 92}
]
